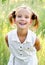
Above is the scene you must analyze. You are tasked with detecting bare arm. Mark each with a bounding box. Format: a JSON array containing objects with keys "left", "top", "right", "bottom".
[
  {"left": 5, "top": 35, "right": 9, "bottom": 47},
  {"left": 34, "top": 38, "right": 41, "bottom": 51}
]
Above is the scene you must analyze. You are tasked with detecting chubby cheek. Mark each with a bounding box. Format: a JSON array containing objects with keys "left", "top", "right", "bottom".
[
  {"left": 14, "top": 18, "right": 19, "bottom": 24},
  {"left": 16, "top": 17, "right": 20, "bottom": 22},
  {"left": 26, "top": 18, "right": 31, "bottom": 24},
  {"left": 15, "top": 19, "right": 19, "bottom": 25}
]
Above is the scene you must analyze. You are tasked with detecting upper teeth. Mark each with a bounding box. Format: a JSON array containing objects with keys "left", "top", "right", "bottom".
[{"left": 19, "top": 23, "right": 26, "bottom": 25}]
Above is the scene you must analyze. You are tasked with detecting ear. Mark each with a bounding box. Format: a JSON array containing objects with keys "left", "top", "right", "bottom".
[
  {"left": 14, "top": 18, "right": 16, "bottom": 24},
  {"left": 30, "top": 19, "right": 32, "bottom": 24}
]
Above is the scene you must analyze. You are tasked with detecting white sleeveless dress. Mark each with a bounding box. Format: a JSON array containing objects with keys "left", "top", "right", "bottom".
[{"left": 7, "top": 29, "right": 38, "bottom": 65}]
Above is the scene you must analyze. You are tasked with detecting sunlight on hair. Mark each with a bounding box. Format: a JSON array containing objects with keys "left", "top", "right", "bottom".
[{"left": 15, "top": 4, "right": 32, "bottom": 13}]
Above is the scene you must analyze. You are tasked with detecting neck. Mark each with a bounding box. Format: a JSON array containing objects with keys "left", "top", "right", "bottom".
[{"left": 17, "top": 29, "right": 28, "bottom": 37}]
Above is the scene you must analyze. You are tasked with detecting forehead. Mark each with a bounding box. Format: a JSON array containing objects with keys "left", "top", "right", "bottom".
[{"left": 16, "top": 7, "right": 32, "bottom": 15}]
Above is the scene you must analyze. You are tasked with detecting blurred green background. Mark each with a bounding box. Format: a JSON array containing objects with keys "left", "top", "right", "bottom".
[{"left": 0, "top": 0, "right": 45, "bottom": 65}]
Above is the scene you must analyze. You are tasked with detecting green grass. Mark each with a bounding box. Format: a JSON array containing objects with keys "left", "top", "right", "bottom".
[{"left": 37, "top": 37, "right": 45, "bottom": 65}]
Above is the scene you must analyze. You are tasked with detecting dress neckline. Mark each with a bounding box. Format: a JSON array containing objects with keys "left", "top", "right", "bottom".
[{"left": 16, "top": 30, "right": 28, "bottom": 44}]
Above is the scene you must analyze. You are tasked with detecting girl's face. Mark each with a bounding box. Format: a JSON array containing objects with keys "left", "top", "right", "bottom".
[{"left": 15, "top": 8, "right": 32, "bottom": 30}]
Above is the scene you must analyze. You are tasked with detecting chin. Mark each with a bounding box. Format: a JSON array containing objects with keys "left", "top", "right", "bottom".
[{"left": 19, "top": 26, "right": 27, "bottom": 29}]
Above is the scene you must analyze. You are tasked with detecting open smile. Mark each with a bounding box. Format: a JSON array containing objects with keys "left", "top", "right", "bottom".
[{"left": 19, "top": 22, "right": 27, "bottom": 25}]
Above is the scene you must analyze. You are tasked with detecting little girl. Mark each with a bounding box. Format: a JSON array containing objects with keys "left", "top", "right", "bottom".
[{"left": 5, "top": 5, "right": 40, "bottom": 65}]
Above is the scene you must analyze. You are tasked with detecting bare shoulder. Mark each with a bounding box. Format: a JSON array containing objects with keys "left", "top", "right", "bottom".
[
  {"left": 5, "top": 35, "right": 9, "bottom": 47},
  {"left": 34, "top": 37, "right": 41, "bottom": 51}
]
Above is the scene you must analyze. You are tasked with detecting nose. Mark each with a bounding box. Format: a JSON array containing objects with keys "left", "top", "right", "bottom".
[{"left": 21, "top": 17, "right": 25, "bottom": 21}]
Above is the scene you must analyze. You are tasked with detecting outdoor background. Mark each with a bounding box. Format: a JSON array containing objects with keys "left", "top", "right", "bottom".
[{"left": 0, "top": 0, "right": 45, "bottom": 65}]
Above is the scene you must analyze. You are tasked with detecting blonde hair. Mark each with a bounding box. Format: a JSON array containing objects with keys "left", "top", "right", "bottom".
[{"left": 9, "top": 4, "right": 39, "bottom": 29}]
